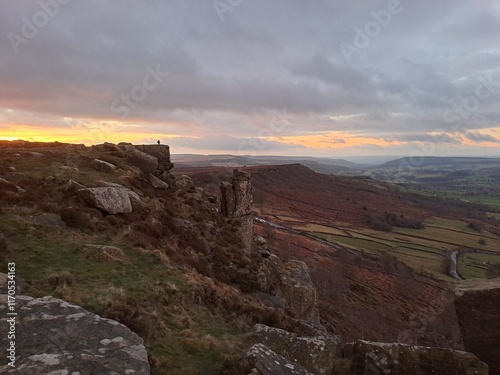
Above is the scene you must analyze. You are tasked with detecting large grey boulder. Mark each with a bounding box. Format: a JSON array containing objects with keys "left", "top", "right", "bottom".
[
  {"left": 0, "top": 295, "right": 150, "bottom": 374},
  {"left": 244, "top": 344, "right": 314, "bottom": 375},
  {"left": 170, "top": 175, "right": 193, "bottom": 192},
  {"left": 341, "top": 340, "right": 489, "bottom": 375},
  {"left": 253, "top": 324, "right": 342, "bottom": 375},
  {"left": 91, "top": 159, "right": 116, "bottom": 173},
  {"left": 77, "top": 187, "right": 132, "bottom": 214},
  {"left": 149, "top": 173, "right": 169, "bottom": 189},
  {"left": 123, "top": 149, "right": 158, "bottom": 174}
]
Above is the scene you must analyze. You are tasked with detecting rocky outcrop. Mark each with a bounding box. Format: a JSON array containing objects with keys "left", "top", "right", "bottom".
[
  {"left": 91, "top": 159, "right": 116, "bottom": 173},
  {"left": 253, "top": 324, "right": 342, "bottom": 375},
  {"left": 170, "top": 175, "right": 194, "bottom": 192},
  {"left": 221, "top": 169, "right": 253, "bottom": 250},
  {"left": 221, "top": 170, "right": 252, "bottom": 218},
  {"left": 119, "top": 147, "right": 158, "bottom": 174},
  {"left": 77, "top": 187, "right": 133, "bottom": 214},
  {"left": 454, "top": 278, "right": 500, "bottom": 374},
  {"left": 341, "top": 340, "right": 489, "bottom": 375},
  {"left": 135, "top": 144, "right": 173, "bottom": 173},
  {"left": 0, "top": 295, "right": 150, "bottom": 374},
  {"left": 244, "top": 344, "right": 314, "bottom": 375},
  {"left": 263, "top": 255, "right": 320, "bottom": 323}
]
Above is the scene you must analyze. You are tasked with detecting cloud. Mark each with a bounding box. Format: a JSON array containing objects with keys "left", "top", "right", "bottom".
[
  {"left": 1, "top": 0, "right": 500, "bottom": 156},
  {"left": 464, "top": 131, "right": 500, "bottom": 143}
]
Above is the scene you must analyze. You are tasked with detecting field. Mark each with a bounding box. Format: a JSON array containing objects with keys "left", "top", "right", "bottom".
[{"left": 298, "top": 216, "right": 500, "bottom": 280}]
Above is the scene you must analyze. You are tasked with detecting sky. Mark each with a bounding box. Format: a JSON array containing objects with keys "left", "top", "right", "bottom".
[{"left": 1, "top": 0, "right": 500, "bottom": 158}]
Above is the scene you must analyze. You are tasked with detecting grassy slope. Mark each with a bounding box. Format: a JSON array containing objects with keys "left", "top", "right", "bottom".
[{"left": 0, "top": 147, "right": 272, "bottom": 375}]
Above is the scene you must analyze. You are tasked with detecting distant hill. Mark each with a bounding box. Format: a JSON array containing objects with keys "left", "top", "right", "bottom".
[
  {"left": 380, "top": 156, "right": 500, "bottom": 168},
  {"left": 171, "top": 153, "right": 364, "bottom": 174}
]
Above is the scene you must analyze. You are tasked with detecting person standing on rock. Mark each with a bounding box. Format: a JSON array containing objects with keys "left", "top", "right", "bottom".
[{"left": 157, "top": 140, "right": 160, "bottom": 145}]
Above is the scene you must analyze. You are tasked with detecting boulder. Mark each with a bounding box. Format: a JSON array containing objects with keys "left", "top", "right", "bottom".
[
  {"left": 0, "top": 177, "right": 25, "bottom": 193},
  {"left": 244, "top": 344, "right": 314, "bottom": 375},
  {"left": 60, "top": 179, "right": 86, "bottom": 196},
  {"left": 253, "top": 324, "right": 342, "bottom": 375},
  {"left": 77, "top": 187, "right": 132, "bottom": 214},
  {"left": 341, "top": 340, "right": 489, "bottom": 375},
  {"left": 124, "top": 149, "right": 158, "bottom": 174},
  {"left": 95, "top": 181, "right": 141, "bottom": 208},
  {"left": 134, "top": 144, "right": 173, "bottom": 172},
  {"left": 91, "top": 159, "right": 116, "bottom": 173},
  {"left": 81, "top": 244, "right": 127, "bottom": 263},
  {"left": 170, "top": 175, "right": 194, "bottom": 192},
  {"left": 0, "top": 295, "right": 150, "bottom": 374},
  {"left": 26, "top": 213, "right": 66, "bottom": 228},
  {"left": 149, "top": 173, "right": 169, "bottom": 189},
  {"left": 265, "top": 256, "right": 320, "bottom": 323}
]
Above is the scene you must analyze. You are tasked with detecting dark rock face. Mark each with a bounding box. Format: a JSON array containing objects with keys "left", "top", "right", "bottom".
[
  {"left": 134, "top": 144, "right": 173, "bottom": 173},
  {"left": 0, "top": 295, "right": 150, "bottom": 374},
  {"left": 220, "top": 169, "right": 253, "bottom": 250},
  {"left": 341, "top": 340, "right": 489, "bottom": 375},
  {"left": 454, "top": 279, "right": 500, "bottom": 374}
]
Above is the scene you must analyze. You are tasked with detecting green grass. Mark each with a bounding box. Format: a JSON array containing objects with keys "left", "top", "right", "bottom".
[
  {"left": 308, "top": 215, "right": 500, "bottom": 280},
  {"left": 0, "top": 213, "right": 248, "bottom": 375}
]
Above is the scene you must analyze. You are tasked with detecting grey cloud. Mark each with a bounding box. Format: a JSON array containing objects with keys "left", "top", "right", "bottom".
[
  {"left": 464, "top": 131, "right": 500, "bottom": 143},
  {"left": 0, "top": 0, "right": 500, "bottom": 154}
]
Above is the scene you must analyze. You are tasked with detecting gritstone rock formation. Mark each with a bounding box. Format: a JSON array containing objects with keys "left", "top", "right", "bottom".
[
  {"left": 0, "top": 295, "right": 150, "bottom": 374},
  {"left": 221, "top": 169, "right": 253, "bottom": 251}
]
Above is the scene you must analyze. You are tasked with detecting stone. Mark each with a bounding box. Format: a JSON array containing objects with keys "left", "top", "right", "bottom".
[
  {"left": 266, "top": 257, "right": 320, "bottom": 323},
  {"left": 81, "top": 244, "right": 127, "bottom": 263},
  {"left": 134, "top": 144, "right": 173, "bottom": 172},
  {"left": 91, "top": 159, "right": 116, "bottom": 173},
  {"left": 220, "top": 169, "right": 252, "bottom": 218},
  {"left": 170, "top": 175, "right": 194, "bottom": 192},
  {"left": 95, "top": 182, "right": 141, "bottom": 208},
  {"left": 220, "top": 169, "right": 254, "bottom": 251},
  {"left": 341, "top": 340, "right": 489, "bottom": 375},
  {"left": 26, "top": 213, "right": 66, "bottom": 228},
  {"left": 253, "top": 324, "right": 342, "bottom": 375},
  {"left": 60, "top": 180, "right": 86, "bottom": 196},
  {"left": 0, "top": 177, "right": 25, "bottom": 193},
  {"left": 77, "top": 187, "right": 132, "bottom": 214},
  {"left": 220, "top": 181, "right": 236, "bottom": 217},
  {"left": 149, "top": 173, "right": 169, "bottom": 189},
  {"left": 124, "top": 149, "right": 158, "bottom": 174},
  {"left": 0, "top": 295, "right": 150, "bottom": 374},
  {"left": 244, "top": 344, "right": 314, "bottom": 375}
]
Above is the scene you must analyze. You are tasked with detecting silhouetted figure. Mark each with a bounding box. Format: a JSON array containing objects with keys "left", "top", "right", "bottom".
[{"left": 157, "top": 140, "right": 160, "bottom": 145}]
